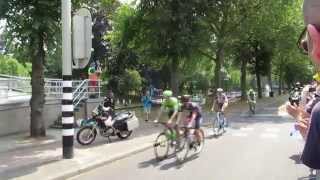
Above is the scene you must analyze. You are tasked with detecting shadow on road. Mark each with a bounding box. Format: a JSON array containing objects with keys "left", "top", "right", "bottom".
[
  {"left": 289, "top": 154, "right": 302, "bottom": 164},
  {"left": 138, "top": 152, "right": 200, "bottom": 171}
]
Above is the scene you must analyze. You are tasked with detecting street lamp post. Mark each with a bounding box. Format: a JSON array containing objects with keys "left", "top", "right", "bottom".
[{"left": 61, "top": 0, "right": 74, "bottom": 159}]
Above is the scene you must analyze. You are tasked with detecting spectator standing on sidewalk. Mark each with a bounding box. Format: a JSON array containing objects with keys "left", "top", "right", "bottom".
[{"left": 142, "top": 90, "right": 152, "bottom": 122}]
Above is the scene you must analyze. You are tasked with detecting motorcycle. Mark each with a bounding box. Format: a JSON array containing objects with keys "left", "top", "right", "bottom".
[{"left": 76, "top": 104, "right": 139, "bottom": 145}]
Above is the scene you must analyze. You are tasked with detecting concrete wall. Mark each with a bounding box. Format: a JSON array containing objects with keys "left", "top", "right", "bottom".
[{"left": 0, "top": 98, "right": 102, "bottom": 136}]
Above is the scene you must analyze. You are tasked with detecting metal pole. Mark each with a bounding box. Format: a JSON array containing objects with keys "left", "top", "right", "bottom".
[{"left": 61, "top": 0, "right": 74, "bottom": 159}]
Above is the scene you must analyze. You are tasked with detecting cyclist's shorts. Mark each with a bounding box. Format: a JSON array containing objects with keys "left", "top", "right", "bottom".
[
  {"left": 217, "top": 103, "right": 224, "bottom": 111},
  {"left": 168, "top": 110, "right": 174, "bottom": 118},
  {"left": 195, "top": 117, "right": 202, "bottom": 129}
]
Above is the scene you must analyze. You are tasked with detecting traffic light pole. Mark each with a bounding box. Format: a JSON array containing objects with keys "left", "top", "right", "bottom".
[{"left": 61, "top": 0, "right": 74, "bottom": 159}]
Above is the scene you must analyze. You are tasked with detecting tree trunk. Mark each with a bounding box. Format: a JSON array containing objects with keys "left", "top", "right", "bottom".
[
  {"left": 256, "top": 71, "right": 262, "bottom": 99},
  {"left": 268, "top": 66, "right": 273, "bottom": 92},
  {"left": 240, "top": 58, "right": 248, "bottom": 100},
  {"left": 278, "top": 64, "right": 283, "bottom": 95},
  {"left": 30, "top": 33, "right": 46, "bottom": 137},
  {"left": 214, "top": 46, "right": 224, "bottom": 89},
  {"left": 170, "top": 58, "right": 179, "bottom": 96}
]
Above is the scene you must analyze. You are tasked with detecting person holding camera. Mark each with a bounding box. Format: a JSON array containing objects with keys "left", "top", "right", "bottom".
[{"left": 287, "top": 0, "right": 320, "bottom": 171}]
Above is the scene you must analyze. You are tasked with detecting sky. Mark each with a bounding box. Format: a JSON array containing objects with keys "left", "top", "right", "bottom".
[
  {"left": 119, "top": 0, "right": 135, "bottom": 3},
  {"left": 0, "top": 20, "right": 5, "bottom": 34}
]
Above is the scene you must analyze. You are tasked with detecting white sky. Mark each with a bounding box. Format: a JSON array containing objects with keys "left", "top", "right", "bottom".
[
  {"left": 0, "top": 20, "right": 5, "bottom": 34},
  {"left": 119, "top": 0, "right": 134, "bottom": 3}
]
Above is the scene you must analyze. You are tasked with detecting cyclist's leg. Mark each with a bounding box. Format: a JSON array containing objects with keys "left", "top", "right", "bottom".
[
  {"left": 221, "top": 112, "right": 227, "bottom": 128},
  {"left": 194, "top": 117, "right": 202, "bottom": 142}
]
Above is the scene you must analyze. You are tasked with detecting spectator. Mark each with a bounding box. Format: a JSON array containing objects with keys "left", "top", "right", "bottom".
[
  {"left": 287, "top": 0, "right": 320, "bottom": 170},
  {"left": 141, "top": 90, "right": 152, "bottom": 122}
]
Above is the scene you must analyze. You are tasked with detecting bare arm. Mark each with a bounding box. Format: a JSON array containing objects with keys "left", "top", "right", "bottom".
[{"left": 168, "top": 110, "right": 178, "bottom": 124}]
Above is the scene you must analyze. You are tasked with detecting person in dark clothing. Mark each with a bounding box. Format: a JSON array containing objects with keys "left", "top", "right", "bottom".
[
  {"left": 301, "top": 102, "right": 320, "bottom": 169},
  {"left": 287, "top": 0, "right": 320, "bottom": 171}
]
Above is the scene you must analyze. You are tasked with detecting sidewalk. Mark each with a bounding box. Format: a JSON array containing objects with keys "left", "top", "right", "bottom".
[
  {"left": 0, "top": 95, "right": 288, "bottom": 180},
  {"left": 1, "top": 131, "right": 156, "bottom": 180}
]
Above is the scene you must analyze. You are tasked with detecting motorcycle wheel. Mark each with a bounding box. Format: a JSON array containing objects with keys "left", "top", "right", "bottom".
[
  {"left": 76, "top": 127, "right": 97, "bottom": 145},
  {"left": 116, "top": 130, "right": 133, "bottom": 139}
]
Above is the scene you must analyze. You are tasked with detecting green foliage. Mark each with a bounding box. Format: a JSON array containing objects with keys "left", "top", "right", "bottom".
[
  {"left": 0, "top": 55, "right": 31, "bottom": 76},
  {"left": 117, "top": 69, "right": 143, "bottom": 96}
]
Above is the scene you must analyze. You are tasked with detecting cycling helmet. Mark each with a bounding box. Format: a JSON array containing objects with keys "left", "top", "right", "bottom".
[
  {"left": 88, "top": 67, "right": 96, "bottom": 74},
  {"left": 217, "top": 88, "right": 223, "bottom": 92},
  {"left": 163, "top": 90, "right": 173, "bottom": 97},
  {"left": 181, "top": 95, "right": 191, "bottom": 103}
]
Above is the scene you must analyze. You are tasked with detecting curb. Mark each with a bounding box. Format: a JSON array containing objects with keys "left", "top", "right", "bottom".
[{"left": 53, "top": 142, "right": 154, "bottom": 180}]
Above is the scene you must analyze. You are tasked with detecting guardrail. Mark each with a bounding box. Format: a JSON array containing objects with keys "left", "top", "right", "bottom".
[{"left": 0, "top": 75, "right": 103, "bottom": 105}]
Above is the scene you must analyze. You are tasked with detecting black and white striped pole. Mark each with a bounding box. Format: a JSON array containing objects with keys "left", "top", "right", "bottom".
[{"left": 61, "top": 0, "right": 74, "bottom": 159}]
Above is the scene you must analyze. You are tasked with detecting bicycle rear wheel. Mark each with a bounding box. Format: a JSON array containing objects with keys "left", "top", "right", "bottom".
[
  {"left": 154, "top": 132, "right": 170, "bottom": 161},
  {"left": 194, "top": 129, "right": 205, "bottom": 154}
]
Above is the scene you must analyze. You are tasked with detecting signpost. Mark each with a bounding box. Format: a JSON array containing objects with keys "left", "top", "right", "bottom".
[
  {"left": 61, "top": 1, "right": 92, "bottom": 159},
  {"left": 61, "top": 0, "right": 73, "bottom": 159}
]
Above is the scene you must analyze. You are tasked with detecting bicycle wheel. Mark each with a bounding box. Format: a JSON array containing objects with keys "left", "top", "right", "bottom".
[
  {"left": 194, "top": 129, "right": 205, "bottom": 154},
  {"left": 212, "top": 116, "right": 219, "bottom": 135},
  {"left": 175, "top": 129, "right": 189, "bottom": 163},
  {"left": 154, "top": 132, "right": 170, "bottom": 161}
]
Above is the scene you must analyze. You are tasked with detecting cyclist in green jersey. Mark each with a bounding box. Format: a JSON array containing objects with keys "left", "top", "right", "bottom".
[{"left": 154, "top": 90, "right": 180, "bottom": 125}]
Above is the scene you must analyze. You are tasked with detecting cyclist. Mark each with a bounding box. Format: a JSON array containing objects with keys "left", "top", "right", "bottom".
[
  {"left": 154, "top": 90, "right": 180, "bottom": 125},
  {"left": 211, "top": 88, "right": 229, "bottom": 126},
  {"left": 181, "top": 95, "right": 203, "bottom": 144},
  {"left": 247, "top": 89, "right": 256, "bottom": 114}
]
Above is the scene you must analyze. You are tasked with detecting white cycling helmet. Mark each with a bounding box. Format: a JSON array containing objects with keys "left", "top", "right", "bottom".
[{"left": 217, "top": 88, "right": 224, "bottom": 92}]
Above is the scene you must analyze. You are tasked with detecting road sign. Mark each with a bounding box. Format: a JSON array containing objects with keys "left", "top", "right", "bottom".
[{"left": 72, "top": 8, "right": 92, "bottom": 69}]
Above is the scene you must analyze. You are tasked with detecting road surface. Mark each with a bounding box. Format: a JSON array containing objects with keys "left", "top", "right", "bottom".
[{"left": 69, "top": 104, "right": 313, "bottom": 180}]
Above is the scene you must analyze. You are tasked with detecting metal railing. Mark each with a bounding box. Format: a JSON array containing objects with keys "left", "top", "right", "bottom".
[{"left": 0, "top": 74, "right": 102, "bottom": 108}]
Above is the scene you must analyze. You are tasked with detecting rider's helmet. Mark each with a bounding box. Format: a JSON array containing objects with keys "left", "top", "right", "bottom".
[
  {"left": 217, "top": 88, "right": 223, "bottom": 94},
  {"left": 163, "top": 90, "right": 173, "bottom": 98},
  {"left": 181, "top": 95, "right": 191, "bottom": 109},
  {"left": 249, "top": 89, "right": 254, "bottom": 94}
]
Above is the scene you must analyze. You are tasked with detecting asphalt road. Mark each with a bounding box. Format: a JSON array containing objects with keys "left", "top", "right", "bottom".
[{"left": 69, "top": 104, "right": 314, "bottom": 180}]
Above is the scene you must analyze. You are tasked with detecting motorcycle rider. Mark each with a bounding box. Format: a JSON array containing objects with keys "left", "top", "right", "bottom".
[{"left": 102, "top": 90, "right": 115, "bottom": 127}]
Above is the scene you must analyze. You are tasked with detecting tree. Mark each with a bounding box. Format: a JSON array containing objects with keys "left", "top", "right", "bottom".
[
  {"left": 126, "top": 0, "right": 207, "bottom": 95},
  {"left": 248, "top": 41, "right": 273, "bottom": 98},
  {"left": 0, "top": 55, "right": 31, "bottom": 76},
  {"left": 0, "top": 1, "right": 64, "bottom": 137}
]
